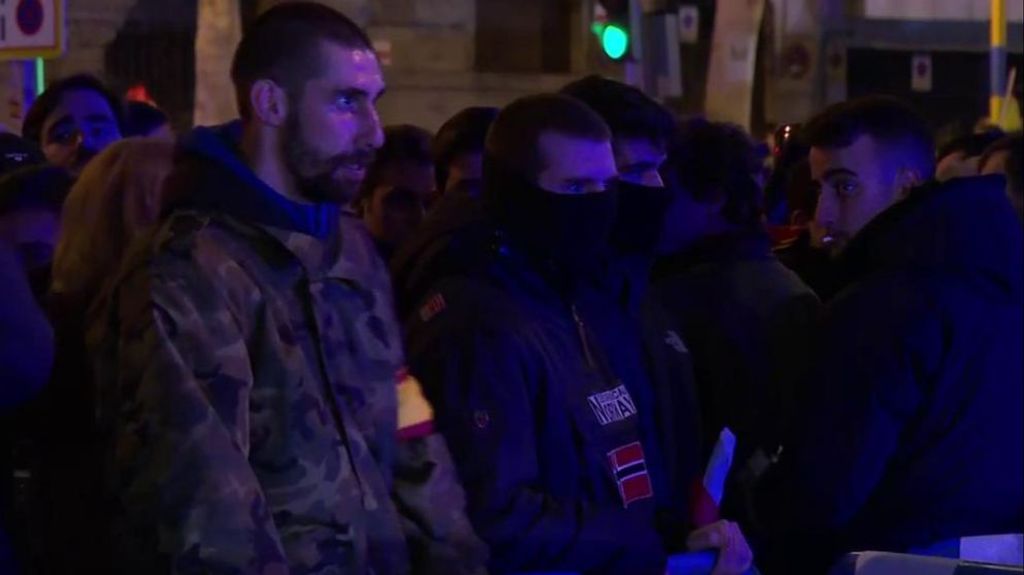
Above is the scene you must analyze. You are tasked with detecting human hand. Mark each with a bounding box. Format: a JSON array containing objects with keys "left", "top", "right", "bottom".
[{"left": 685, "top": 520, "right": 753, "bottom": 575}]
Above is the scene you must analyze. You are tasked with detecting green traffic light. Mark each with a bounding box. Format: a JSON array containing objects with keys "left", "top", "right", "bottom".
[{"left": 601, "top": 24, "right": 629, "bottom": 59}]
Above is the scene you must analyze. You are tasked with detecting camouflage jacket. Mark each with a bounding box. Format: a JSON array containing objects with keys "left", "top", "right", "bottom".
[{"left": 88, "top": 124, "right": 487, "bottom": 575}]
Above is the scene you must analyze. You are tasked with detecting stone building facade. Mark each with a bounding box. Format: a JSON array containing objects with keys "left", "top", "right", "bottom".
[{"left": 3, "top": 0, "right": 606, "bottom": 133}]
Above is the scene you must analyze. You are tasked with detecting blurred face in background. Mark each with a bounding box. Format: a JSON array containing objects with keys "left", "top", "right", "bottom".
[
  {"left": 363, "top": 160, "right": 434, "bottom": 251},
  {"left": 40, "top": 89, "right": 122, "bottom": 176},
  {"left": 445, "top": 151, "right": 484, "bottom": 192},
  {"left": 0, "top": 209, "right": 59, "bottom": 269},
  {"left": 981, "top": 148, "right": 1024, "bottom": 219}
]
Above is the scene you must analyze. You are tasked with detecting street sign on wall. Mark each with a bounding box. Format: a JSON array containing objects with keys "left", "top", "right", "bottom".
[
  {"left": 911, "top": 52, "right": 933, "bottom": 93},
  {"left": 0, "top": 0, "right": 65, "bottom": 60}
]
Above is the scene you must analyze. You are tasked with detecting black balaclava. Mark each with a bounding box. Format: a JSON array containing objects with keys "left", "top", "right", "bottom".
[
  {"left": 483, "top": 155, "right": 618, "bottom": 279},
  {"left": 610, "top": 181, "right": 673, "bottom": 254}
]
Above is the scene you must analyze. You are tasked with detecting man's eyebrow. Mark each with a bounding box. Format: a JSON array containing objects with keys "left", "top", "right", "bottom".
[
  {"left": 333, "top": 86, "right": 387, "bottom": 102},
  {"left": 823, "top": 167, "right": 857, "bottom": 180},
  {"left": 45, "top": 114, "right": 74, "bottom": 132},
  {"left": 334, "top": 87, "right": 369, "bottom": 99}
]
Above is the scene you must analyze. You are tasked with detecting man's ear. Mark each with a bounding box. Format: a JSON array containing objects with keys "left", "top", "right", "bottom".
[
  {"left": 249, "top": 79, "right": 289, "bottom": 127},
  {"left": 894, "top": 167, "right": 924, "bottom": 199}
]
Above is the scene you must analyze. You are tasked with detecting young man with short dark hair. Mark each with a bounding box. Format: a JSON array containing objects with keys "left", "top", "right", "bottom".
[
  {"left": 650, "top": 119, "right": 820, "bottom": 526},
  {"left": 89, "top": 4, "right": 486, "bottom": 572},
  {"left": 804, "top": 96, "right": 936, "bottom": 255},
  {"left": 406, "top": 94, "right": 752, "bottom": 575},
  {"left": 356, "top": 124, "right": 435, "bottom": 259},
  {"left": 22, "top": 74, "right": 123, "bottom": 176},
  {"left": 758, "top": 96, "right": 1023, "bottom": 573}
]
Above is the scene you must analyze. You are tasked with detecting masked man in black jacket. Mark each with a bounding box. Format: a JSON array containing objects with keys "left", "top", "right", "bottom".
[{"left": 406, "top": 94, "right": 753, "bottom": 575}]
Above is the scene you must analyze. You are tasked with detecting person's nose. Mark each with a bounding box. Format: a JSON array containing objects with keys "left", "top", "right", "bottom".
[
  {"left": 814, "top": 190, "right": 838, "bottom": 231},
  {"left": 360, "top": 104, "right": 384, "bottom": 150}
]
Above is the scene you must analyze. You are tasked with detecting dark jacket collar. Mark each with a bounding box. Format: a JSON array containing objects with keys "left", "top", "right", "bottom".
[
  {"left": 837, "top": 174, "right": 1023, "bottom": 295},
  {"left": 655, "top": 229, "right": 774, "bottom": 278}
]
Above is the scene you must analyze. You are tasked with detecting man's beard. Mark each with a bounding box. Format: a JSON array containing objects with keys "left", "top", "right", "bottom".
[{"left": 282, "top": 112, "right": 374, "bottom": 205}]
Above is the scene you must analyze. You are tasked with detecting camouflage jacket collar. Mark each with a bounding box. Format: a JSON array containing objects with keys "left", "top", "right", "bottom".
[{"left": 258, "top": 213, "right": 376, "bottom": 284}]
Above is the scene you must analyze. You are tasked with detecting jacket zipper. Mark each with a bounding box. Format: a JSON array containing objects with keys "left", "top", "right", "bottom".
[{"left": 570, "top": 303, "right": 598, "bottom": 369}]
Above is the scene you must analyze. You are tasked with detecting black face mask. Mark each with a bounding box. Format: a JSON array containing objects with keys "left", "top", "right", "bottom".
[
  {"left": 493, "top": 175, "right": 619, "bottom": 278},
  {"left": 610, "top": 181, "right": 674, "bottom": 255}
]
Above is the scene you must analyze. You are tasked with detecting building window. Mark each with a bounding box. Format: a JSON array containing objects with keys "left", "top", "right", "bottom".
[{"left": 475, "top": 0, "right": 573, "bottom": 73}]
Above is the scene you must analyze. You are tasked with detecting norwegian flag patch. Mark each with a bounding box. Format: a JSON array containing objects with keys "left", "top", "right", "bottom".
[{"left": 607, "top": 441, "right": 653, "bottom": 508}]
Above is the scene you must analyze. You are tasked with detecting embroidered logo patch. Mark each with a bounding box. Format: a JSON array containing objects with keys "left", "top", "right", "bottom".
[
  {"left": 587, "top": 384, "right": 637, "bottom": 425},
  {"left": 419, "top": 293, "right": 447, "bottom": 322},
  {"left": 607, "top": 441, "right": 653, "bottom": 507}
]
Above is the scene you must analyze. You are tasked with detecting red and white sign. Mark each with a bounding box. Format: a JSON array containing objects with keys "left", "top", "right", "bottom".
[
  {"left": 0, "top": 0, "right": 65, "bottom": 60},
  {"left": 912, "top": 53, "right": 932, "bottom": 93},
  {"left": 678, "top": 5, "right": 699, "bottom": 44}
]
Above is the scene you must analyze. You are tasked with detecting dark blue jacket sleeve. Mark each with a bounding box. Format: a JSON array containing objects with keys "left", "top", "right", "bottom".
[
  {"left": 409, "top": 317, "right": 666, "bottom": 575},
  {"left": 768, "top": 276, "right": 941, "bottom": 565},
  {"left": 0, "top": 241, "right": 53, "bottom": 409}
]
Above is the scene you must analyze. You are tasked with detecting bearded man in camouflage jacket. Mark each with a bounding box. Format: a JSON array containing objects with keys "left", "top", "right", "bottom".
[{"left": 87, "top": 4, "right": 486, "bottom": 573}]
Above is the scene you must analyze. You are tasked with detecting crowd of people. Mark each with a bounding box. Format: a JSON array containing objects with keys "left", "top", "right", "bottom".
[{"left": 1, "top": 3, "right": 1021, "bottom": 574}]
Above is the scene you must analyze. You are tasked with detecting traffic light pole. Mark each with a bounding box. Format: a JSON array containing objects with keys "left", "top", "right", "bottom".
[
  {"left": 629, "top": 0, "right": 683, "bottom": 100},
  {"left": 990, "top": 0, "right": 1007, "bottom": 124},
  {"left": 624, "top": 0, "right": 645, "bottom": 88}
]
